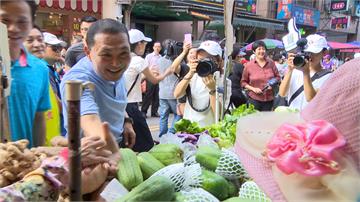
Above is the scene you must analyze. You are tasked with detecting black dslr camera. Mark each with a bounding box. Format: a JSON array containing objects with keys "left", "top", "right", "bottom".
[
  {"left": 196, "top": 58, "right": 219, "bottom": 77},
  {"left": 293, "top": 38, "right": 311, "bottom": 68}
]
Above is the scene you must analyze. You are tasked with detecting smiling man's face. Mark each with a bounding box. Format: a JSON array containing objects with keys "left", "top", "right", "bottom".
[
  {"left": 0, "top": 0, "right": 32, "bottom": 53},
  {"left": 87, "top": 32, "right": 131, "bottom": 81}
]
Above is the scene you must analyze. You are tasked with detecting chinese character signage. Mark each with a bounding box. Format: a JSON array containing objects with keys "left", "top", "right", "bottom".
[
  {"left": 277, "top": 0, "right": 293, "bottom": 20},
  {"left": 330, "top": 0, "right": 348, "bottom": 12},
  {"left": 331, "top": 16, "right": 350, "bottom": 30},
  {"left": 292, "top": 6, "right": 320, "bottom": 27}
]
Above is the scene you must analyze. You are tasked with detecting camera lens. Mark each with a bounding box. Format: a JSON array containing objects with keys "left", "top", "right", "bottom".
[
  {"left": 196, "top": 60, "right": 213, "bottom": 77},
  {"left": 293, "top": 55, "right": 305, "bottom": 67}
]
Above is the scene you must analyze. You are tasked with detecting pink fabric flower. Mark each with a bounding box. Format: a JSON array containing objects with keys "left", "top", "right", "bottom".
[{"left": 266, "top": 120, "right": 346, "bottom": 176}]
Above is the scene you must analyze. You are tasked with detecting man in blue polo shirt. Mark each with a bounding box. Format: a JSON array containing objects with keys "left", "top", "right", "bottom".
[
  {"left": 60, "top": 19, "right": 135, "bottom": 155},
  {"left": 1, "top": 0, "right": 50, "bottom": 147}
]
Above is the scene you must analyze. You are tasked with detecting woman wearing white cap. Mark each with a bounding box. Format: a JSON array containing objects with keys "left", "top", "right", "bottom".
[
  {"left": 279, "top": 34, "right": 332, "bottom": 111},
  {"left": 125, "top": 29, "right": 170, "bottom": 151},
  {"left": 173, "top": 40, "right": 225, "bottom": 127}
]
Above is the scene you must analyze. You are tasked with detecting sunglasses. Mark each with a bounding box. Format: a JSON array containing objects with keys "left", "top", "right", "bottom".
[{"left": 50, "top": 45, "right": 62, "bottom": 53}]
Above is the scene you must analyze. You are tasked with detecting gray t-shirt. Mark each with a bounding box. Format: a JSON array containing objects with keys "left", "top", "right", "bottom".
[
  {"left": 158, "top": 57, "right": 178, "bottom": 99},
  {"left": 65, "top": 42, "right": 86, "bottom": 67}
]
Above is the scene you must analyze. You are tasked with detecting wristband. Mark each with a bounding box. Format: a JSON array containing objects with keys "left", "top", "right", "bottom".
[{"left": 209, "top": 90, "right": 216, "bottom": 95}]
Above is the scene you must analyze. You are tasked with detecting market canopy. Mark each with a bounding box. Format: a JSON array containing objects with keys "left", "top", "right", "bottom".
[
  {"left": 328, "top": 41, "right": 360, "bottom": 52},
  {"left": 35, "top": 0, "right": 102, "bottom": 14}
]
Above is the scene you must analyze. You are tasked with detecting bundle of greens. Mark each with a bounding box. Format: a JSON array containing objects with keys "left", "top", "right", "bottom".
[{"left": 174, "top": 104, "right": 257, "bottom": 148}]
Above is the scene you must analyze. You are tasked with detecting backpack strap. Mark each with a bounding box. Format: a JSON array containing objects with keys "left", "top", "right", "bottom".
[{"left": 288, "top": 69, "right": 331, "bottom": 105}]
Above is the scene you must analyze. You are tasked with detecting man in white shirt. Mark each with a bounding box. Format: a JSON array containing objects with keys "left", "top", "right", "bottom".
[
  {"left": 141, "top": 42, "right": 162, "bottom": 117},
  {"left": 279, "top": 34, "right": 332, "bottom": 111}
]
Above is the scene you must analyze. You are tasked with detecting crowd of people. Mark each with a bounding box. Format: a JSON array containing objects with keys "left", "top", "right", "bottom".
[
  {"left": 3, "top": 0, "right": 359, "bottom": 147},
  {"left": 1, "top": 0, "right": 360, "bottom": 200}
]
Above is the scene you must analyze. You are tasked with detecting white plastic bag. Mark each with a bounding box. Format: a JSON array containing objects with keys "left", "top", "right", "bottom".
[{"left": 100, "top": 179, "right": 128, "bottom": 202}]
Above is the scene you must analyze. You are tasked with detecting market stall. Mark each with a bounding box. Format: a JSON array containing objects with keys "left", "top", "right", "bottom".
[{"left": 328, "top": 41, "right": 360, "bottom": 53}]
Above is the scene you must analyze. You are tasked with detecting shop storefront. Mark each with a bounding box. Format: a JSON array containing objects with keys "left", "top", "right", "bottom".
[
  {"left": 276, "top": 0, "right": 320, "bottom": 36},
  {"left": 34, "top": 0, "right": 102, "bottom": 45}
]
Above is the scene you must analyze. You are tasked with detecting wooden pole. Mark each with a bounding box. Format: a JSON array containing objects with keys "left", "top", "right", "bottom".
[
  {"left": 66, "top": 81, "right": 94, "bottom": 201},
  {"left": 66, "top": 80, "right": 83, "bottom": 201},
  {"left": 0, "top": 22, "right": 11, "bottom": 143}
]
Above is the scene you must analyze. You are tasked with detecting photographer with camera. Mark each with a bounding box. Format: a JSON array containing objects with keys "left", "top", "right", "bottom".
[
  {"left": 173, "top": 41, "right": 223, "bottom": 127},
  {"left": 278, "top": 34, "right": 332, "bottom": 111},
  {"left": 241, "top": 41, "right": 281, "bottom": 111}
]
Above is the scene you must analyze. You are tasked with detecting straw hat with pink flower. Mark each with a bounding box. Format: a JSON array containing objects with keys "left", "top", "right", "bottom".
[{"left": 234, "top": 58, "right": 360, "bottom": 201}]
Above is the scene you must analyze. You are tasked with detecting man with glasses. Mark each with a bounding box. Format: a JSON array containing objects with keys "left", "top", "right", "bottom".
[
  {"left": 65, "top": 16, "right": 97, "bottom": 69},
  {"left": 43, "top": 32, "right": 65, "bottom": 100},
  {"left": 43, "top": 32, "right": 66, "bottom": 136}
]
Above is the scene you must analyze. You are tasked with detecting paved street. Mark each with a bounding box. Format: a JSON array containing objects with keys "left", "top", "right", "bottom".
[{"left": 144, "top": 112, "right": 175, "bottom": 142}]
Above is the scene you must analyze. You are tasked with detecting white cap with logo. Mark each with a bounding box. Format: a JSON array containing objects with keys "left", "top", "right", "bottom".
[
  {"left": 43, "top": 32, "right": 66, "bottom": 47},
  {"left": 197, "top": 40, "right": 222, "bottom": 57},
  {"left": 128, "top": 29, "right": 152, "bottom": 44},
  {"left": 304, "top": 34, "right": 329, "bottom": 54}
]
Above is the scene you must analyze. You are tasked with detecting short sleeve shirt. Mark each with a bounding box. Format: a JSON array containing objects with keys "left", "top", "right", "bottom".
[
  {"left": 287, "top": 69, "right": 332, "bottom": 111},
  {"left": 158, "top": 57, "right": 178, "bottom": 99},
  {"left": 60, "top": 57, "right": 127, "bottom": 143},
  {"left": 124, "top": 53, "right": 148, "bottom": 103},
  {"left": 145, "top": 52, "right": 161, "bottom": 71},
  {"left": 8, "top": 51, "right": 51, "bottom": 147}
]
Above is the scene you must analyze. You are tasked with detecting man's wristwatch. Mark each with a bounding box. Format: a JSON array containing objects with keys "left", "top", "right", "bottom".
[
  {"left": 209, "top": 89, "right": 216, "bottom": 95},
  {"left": 124, "top": 117, "right": 134, "bottom": 125}
]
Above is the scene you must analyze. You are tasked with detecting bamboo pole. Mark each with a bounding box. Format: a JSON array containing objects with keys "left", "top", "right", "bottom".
[{"left": 65, "top": 81, "right": 94, "bottom": 201}]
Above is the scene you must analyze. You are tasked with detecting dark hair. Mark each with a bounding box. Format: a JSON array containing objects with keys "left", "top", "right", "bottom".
[
  {"left": 32, "top": 24, "right": 42, "bottom": 33},
  {"left": 252, "top": 40, "right": 267, "bottom": 52},
  {"left": 130, "top": 42, "right": 140, "bottom": 52},
  {"left": 81, "top": 16, "right": 97, "bottom": 23},
  {"left": 0, "top": 0, "right": 37, "bottom": 23},
  {"left": 154, "top": 41, "right": 161, "bottom": 46},
  {"left": 86, "top": 18, "right": 129, "bottom": 49},
  {"left": 273, "top": 54, "right": 282, "bottom": 62},
  {"left": 231, "top": 44, "right": 241, "bottom": 60}
]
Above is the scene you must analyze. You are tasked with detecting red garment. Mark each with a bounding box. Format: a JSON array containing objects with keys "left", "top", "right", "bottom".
[
  {"left": 241, "top": 58, "right": 280, "bottom": 102},
  {"left": 240, "top": 59, "right": 249, "bottom": 64}
]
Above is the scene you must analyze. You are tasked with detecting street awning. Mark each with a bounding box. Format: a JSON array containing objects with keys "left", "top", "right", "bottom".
[
  {"left": 208, "top": 15, "right": 285, "bottom": 30},
  {"left": 328, "top": 41, "right": 360, "bottom": 52},
  {"left": 34, "top": 0, "right": 102, "bottom": 14}
]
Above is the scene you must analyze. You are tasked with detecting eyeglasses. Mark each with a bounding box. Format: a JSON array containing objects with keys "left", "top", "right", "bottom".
[{"left": 50, "top": 45, "right": 62, "bottom": 53}]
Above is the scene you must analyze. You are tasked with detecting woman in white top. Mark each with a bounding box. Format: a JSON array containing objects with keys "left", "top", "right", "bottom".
[
  {"left": 173, "top": 41, "right": 223, "bottom": 127},
  {"left": 279, "top": 34, "right": 332, "bottom": 111},
  {"left": 125, "top": 29, "right": 169, "bottom": 151}
]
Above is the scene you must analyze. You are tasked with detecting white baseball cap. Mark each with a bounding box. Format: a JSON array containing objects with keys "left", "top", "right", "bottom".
[
  {"left": 128, "top": 29, "right": 152, "bottom": 44},
  {"left": 43, "top": 32, "right": 66, "bottom": 47},
  {"left": 304, "top": 34, "right": 329, "bottom": 54},
  {"left": 197, "top": 40, "right": 222, "bottom": 57}
]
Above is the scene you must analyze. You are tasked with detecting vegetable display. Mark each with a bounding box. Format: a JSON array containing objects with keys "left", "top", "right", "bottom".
[
  {"left": 117, "top": 148, "right": 143, "bottom": 190},
  {"left": 174, "top": 104, "right": 257, "bottom": 148}
]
